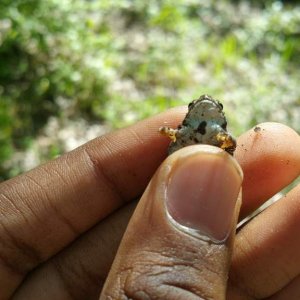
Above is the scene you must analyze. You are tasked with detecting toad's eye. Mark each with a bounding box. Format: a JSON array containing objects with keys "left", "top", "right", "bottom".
[
  {"left": 219, "top": 102, "right": 223, "bottom": 109},
  {"left": 188, "top": 101, "right": 196, "bottom": 109}
]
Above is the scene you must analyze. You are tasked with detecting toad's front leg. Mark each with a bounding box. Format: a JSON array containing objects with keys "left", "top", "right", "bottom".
[{"left": 159, "top": 126, "right": 178, "bottom": 142}]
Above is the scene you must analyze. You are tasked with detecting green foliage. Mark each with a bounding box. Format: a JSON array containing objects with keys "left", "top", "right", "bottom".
[
  {"left": 1, "top": 0, "right": 300, "bottom": 179},
  {"left": 0, "top": 0, "right": 115, "bottom": 178}
]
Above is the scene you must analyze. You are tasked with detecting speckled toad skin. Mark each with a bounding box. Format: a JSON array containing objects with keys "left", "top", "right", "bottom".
[{"left": 159, "top": 95, "right": 236, "bottom": 155}]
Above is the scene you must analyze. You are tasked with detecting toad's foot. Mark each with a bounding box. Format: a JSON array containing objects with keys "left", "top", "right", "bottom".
[
  {"left": 216, "top": 132, "right": 236, "bottom": 155},
  {"left": 159, "top": 126, "right": 178, "bottom": 142}
]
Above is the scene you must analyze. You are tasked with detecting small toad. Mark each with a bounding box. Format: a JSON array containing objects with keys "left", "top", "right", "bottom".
[{"left": 159, "top": 95, "right": 236, "bottom": 155}]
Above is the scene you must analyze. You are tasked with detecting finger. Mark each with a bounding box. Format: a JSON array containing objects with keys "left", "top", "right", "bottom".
[
  {"left": 235, "top": 122, "right": 300, "bottom": 219},
  {"left": 0, "top": 107, "right": 186, "bottom": 298},
  {"left": 228, "top": 183, "right": 300, "bottom": 299},
  {"left": 101, "top": 145, "right": 243, "bottom": 299},
  {"left": 12, "top": 201, "right": 137, "bottom": 300},
  {"left": 267, "top": 274, "right": 300, "bottom": 300}
]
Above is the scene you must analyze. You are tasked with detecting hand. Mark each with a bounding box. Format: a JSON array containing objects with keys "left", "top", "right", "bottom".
[{"left": 1, "top": 107, "right": 299, "bottom": 300}]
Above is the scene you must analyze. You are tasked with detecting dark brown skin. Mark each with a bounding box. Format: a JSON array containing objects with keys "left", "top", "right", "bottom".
[{"left": 0, "top": 106, "right": 300, "bottom": 299}]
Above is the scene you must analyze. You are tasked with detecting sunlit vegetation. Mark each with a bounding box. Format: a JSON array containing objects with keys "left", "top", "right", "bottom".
[{"left": 0, "top": 0, "right": 299, "bottom": 179}]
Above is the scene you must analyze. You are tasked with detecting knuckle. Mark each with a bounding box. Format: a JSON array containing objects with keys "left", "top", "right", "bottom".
[
  {"left": 53, "top": 257, "right": 102, "bottom": 300},
  {"left": 83, "top": 147, "right": 127, "bottom": 204},
  {"left": 102, "top": 248, "right": 223, "bottom": 300},
  {"left": 0, "top": 192, "right": 42, "bottom": 276}
]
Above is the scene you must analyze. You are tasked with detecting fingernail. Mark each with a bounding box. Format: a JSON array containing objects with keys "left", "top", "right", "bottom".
[{"left": 166, "top": 146, "right": 243, "bottom": 243}]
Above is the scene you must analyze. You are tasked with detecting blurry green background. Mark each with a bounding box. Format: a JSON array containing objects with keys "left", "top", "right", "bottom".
[{"left": 0, "top": 0, "right": 300, "bottom": 181}]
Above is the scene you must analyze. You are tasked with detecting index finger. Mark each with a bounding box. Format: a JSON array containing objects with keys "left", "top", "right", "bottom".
[{"left": 0, "top": 107, "right": 186, "bottom": 299}]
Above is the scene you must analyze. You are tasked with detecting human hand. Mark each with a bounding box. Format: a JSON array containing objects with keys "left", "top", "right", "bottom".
[{"left": 1, "top": 107, "right": 300, "bottom": 299}]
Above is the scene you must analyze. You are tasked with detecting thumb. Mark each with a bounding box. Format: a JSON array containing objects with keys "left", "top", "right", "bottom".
[{"left": 100, "top": 145, "right": 243, "bottom": 300}]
